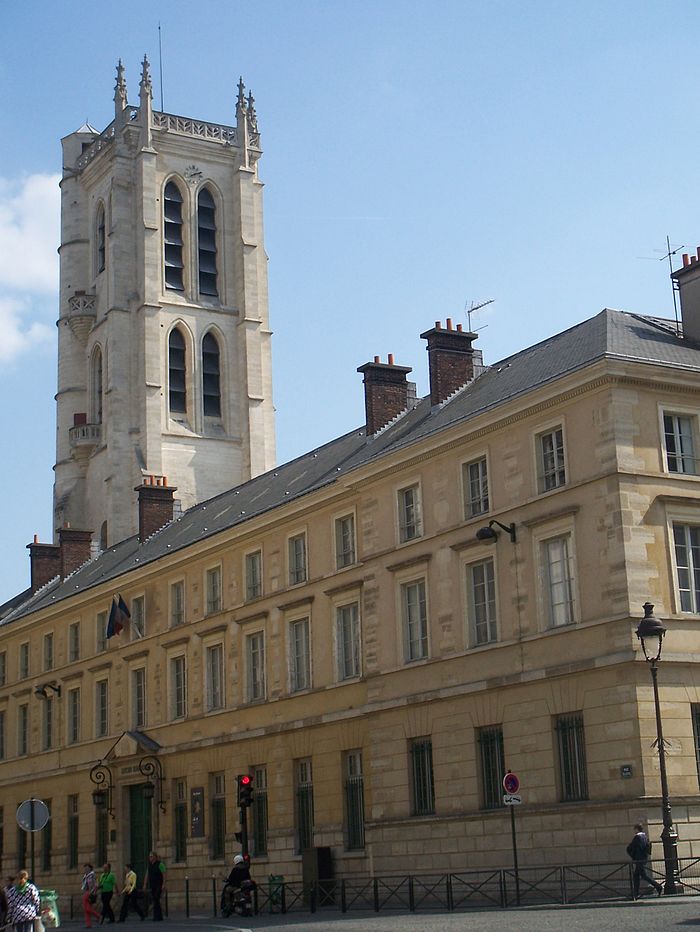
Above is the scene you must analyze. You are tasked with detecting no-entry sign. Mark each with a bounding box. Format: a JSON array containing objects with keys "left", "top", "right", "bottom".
[{"left": 503, "top": 772, "right": 520, "bottom": 795}]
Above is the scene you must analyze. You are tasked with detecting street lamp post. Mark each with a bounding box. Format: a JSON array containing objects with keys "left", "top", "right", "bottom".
[{"left": 635, "top": 602, "right": 681, "bottom": 895}]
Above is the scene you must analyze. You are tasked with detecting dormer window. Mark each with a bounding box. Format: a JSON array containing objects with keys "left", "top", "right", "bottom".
[
  {"left": 198, "top": 188, "right": 218, "bottom": 297},
  {"left": 202, "top": 333, "right": 221, "bottom": 417},
  {"left": 164, "top": 182, "right": 184, "bottom": 291}
]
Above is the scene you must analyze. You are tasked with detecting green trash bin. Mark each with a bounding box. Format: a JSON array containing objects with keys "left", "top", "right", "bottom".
[
  {"left": 268, "top": 874, "right": 284, "bottom": 911},
  {"left": 38, "top": 889, "right": 60, "bottom": 927}
]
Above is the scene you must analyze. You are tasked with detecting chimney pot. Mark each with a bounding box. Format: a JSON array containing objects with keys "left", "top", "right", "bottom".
[
  {"left": 374, "top": 355, "right": 380, "bottom": 364},
  {"left": 683, "top": 254, "right": 690, "bottom": 267},
  {"left": 435, "top": 321, "right": 441, "bottom": 329},
  {"left": 357, "top": 356, "right": 413, "bottom": 436},
  {"left": 420, "top": 320, "right": 479, "bottom": 405},
  {"left": 388, "top": 353, "right": 394, "bottom": 365},
  {"left": 447, "top": 317, "right": 453, "bottom": 330}
]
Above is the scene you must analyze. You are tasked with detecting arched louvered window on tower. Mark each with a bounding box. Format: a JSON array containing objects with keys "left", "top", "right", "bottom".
[
  {"left": 169, "top": 329, "right": 187, "bottom": 415},
  {"left": 202, "top": 333, "right": 221, "bottom": 417},
  {"left": 198, "top": 188, "right": 218, "bottom": 297},
  {"left": 164, "top": 182, "right": 185, "bottom": 291},
  {"left": 96, "top": 204, "right": 106, "bottom": 274}
]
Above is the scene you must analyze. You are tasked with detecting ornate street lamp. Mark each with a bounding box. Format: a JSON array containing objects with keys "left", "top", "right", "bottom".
[
  {"left": 635, "top": 602, "right": 681, "bottom": 895},
  {"left": 139, "top": 755, "right": 166, "bottom": 813},
  {"left": 89, "top": 760, "right": 115, "bottom": 819}
]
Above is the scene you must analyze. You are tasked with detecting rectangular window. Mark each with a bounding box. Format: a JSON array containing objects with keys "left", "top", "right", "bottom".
[
  {"left": 43, "top": 633, "right": 54, "bottom": 672},
  {"left": 69, "top": 623, "right": 80, "bottom": 662},
  {"left": 67, "top": 688, "right": 81, "bottom": 744},
  {"left": 555, "top": 712, "right": 588, "bottom": 802},
  {"left": 0, "top": 711, "right": 5, "bottom": 760},
  {"left": 463, "top": 457, "right": 489, "bottom": 518},
  {"left": 133, "top": 668, "right": 146, "bottom": 728},
  {"left": 467, "top": 558, "right": 497, "bottom": 645},
  {"left": 67, "top": 795, "right": 79, "bottom": 870},
  {"left": 252, "top": 765, "right": 268, "bottom": 856},
  {"left": 673, "top": 523, "right": 700, "bottom": 613},
  {"left": 18, "top": 704, "right": 28, "bottom": 756},
  {"left": 131, "top": 595, "right": 145, "bottom": 639},
  {"left": 210, "top": 773, "right": 226, "bottom": 860},
  {"left": 174, "top": 780, "right": 187, "bottom": 863},
  {"left": 96, "top": 612, "right": 107, "bottom": 654},
  {"left": 398, "top": 484, "right": 423, "bottom": 542},
  {"left": 410, "top": 738, "right": 435, "bottom": 816},
  {"left": 336, "top": 602, "right": 361, "bottom": 680},
  {"left": 335, "top": 514, "right": 356, "bottom": 569},
  {"left": 205, "top": 644, "right": 224, "bottom": 711},
  {"left": 42, "top": 697, "right": 54, "bottom": 751},
  {"left": 477, "top": 726, "right": 505, "bottom": 810},
  {"left": 19, "top": 643, "right": 29, "bottom": 680},
  {"left": 170, "top": 580, "right": 185, "bottom": 627},
  {"left": 344, "top": 750, "right": 365, "bottom": 850},
  {"left": 247, "top": 632, "right": 265, "bottom": 701},
  {"left": 206, "top": 567, "right": 222, "bottom": 614},
  {"left": 692, "top": 704, "right": 700, "bottom": 790},
  {"left": 95, "top": 680, "right": 108, "bottom": 737},
  {"left": 544, "top": 535, "right": 575, "bottom": 627},
  {"left": 171, "top": 656, "right": 187, "bottom": 719},
  {"left": 402, "top": 579, "right": 428, "bottom": 662},
  {"left": 664, "top": 413, "right": 697, "bottom": 474},
  {"left": 245, "top": 551, "right": 263, "bottom": 601},
  {"left": 295, "top": 759, "right": 314, "bottom": 853},
  {"left": 0, "top": 651, "right": 5, "bottom": 686},
  {"left": 289, "top": 618, "right": 311, "bottom": 692},
  {"left": 288, "top": 534, "right": 307, "bottom": 586},
  {"left": 538, "top": 426, "right": 566, "bottom": 492}
]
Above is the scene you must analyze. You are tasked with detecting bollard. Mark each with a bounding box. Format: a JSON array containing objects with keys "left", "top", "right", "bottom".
[
  {"left": 185, "top": 876, "right": 190, "bottom": 918},
  {"left": 211, "top": 875, "right": 217, "bottom": 916},
  {"left": 341, "top": 878, "right": 347, "bottom": 913}
]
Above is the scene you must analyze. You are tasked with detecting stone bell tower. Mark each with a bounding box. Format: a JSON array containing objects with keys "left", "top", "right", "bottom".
[{"left": 53, "top": 59, "right": 275, "bottom": 548}]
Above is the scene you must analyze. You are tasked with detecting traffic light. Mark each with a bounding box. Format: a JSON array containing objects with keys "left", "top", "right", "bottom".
[{"left": 237, "top": 773, "right": 254, "bottom": 808}]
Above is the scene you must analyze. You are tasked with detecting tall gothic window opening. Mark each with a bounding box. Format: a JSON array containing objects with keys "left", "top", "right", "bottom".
[
  {"left": 197, "top": 188, "right": 218, "bottom": 297},
  {"left": 202, "top": 333, "right": 221, "bottom": 417},
  {"left": 164, "top": 181, "right": 184, "bottom": 291},
  {"left": 169, "top": 329, "right": 187, "bottom": 415},
  {"left": 91, "top": 347, "right": 103, "bottom": 424},
  {"left": 96, "top": 204, "right": 106, "bottom": 274}
]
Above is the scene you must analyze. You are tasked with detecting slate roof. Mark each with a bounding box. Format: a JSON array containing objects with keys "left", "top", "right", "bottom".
[{"left": 4, "top": 308, "right": 699, "bottom": 625}]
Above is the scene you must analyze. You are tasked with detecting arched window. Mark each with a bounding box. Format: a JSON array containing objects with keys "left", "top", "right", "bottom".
[
  {"left": 164, "top": 182, "right": 184, "bottom": 291},
  {"left": 202, "top": 333, "right": 221, "bottom": 417},
  {"left": 96, "top": 204, "right": 106, "bottom": 274},
  {"left": 198, "top": 188, "right": 218, "bottom": 297},
  {"left": 92, "top": 346, "right": 103, "bottom": 423},
  {"left": 100, "top": 521, "right": 108, "bottom": 551},
  {"left": 169, "top": 329, "right": 187, "bottom": 415}
]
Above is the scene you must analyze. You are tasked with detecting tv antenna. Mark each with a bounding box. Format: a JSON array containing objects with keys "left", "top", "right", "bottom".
[
  {"left": 465, "top": 298, "right": 494, "bottom": 333},
  {"left": 637, "top": 235, "right": 684, "bottom": 334}
]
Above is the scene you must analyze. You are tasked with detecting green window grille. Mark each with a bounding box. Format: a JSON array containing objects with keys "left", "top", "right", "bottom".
[
  {"left": 252, "top": 767, "right": 268, "bottom": 856},
  {"left": 556, "top": 713, "right": 588, "bottom": 802},
  {"left": 344, "top": 752, "right": 365, "bottom": 850},
  {"left": 410, "top": 739, "right": 435, "bottom": 816},
  {"left": 295, "top": 761, "right": 314, "bottom": 853},
  {"left": 478, "top": 726, "right": 505, "bottom": 810}
]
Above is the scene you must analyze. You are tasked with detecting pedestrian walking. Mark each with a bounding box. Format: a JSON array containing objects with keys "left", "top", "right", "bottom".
[
  {"left": 144, "top": 852, "right": 166, "bottom": 922},
  {"left": 627, "top": 822, "right": 662, "bottom": 898},
  {"left": 118, "top": 863, "right": 145, "bottom": 922},
  {"left": 97, "top": 862, "right": 119, "bottom": 924},
  {"left": 6, "top": 869, "right": 40, "bottom": 932},
  {"left": 81, "top": 863, "right": 102, "bottom": 928}
]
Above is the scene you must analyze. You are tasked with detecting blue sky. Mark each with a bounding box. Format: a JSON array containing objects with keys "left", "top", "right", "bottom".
[{"left": 1, "top": 0, "right": 698, "bottom": 603}]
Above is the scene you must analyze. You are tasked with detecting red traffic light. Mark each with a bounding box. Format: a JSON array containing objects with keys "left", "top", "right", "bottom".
[{"left": 240, "top": 775, "right": 251, "bottom": 786}]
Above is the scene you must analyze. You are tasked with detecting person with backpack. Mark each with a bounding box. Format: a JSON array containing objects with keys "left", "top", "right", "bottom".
[{"left": 627, "top": 822, "right": 662, "bottom": 898}]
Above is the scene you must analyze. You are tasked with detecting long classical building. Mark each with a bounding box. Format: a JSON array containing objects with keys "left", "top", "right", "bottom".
[{"left": 2, "top": 63, "right": 700, "bottom": 900}]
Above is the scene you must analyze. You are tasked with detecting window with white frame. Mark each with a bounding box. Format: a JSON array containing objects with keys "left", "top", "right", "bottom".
[
  {"left": 245, "top": 550, "right": 263, "bottom": 601},
  {"left": 131, "top": 595, "right": 145, "bottom": 640},
  {"left": 206, "top": 566, "right": 222, "bottom": 614},
  {"left": 398, "top": 484, "right": 423, "bottom": 542},
  {"left": 467, "top": 558, "right": 497, "bottom": 645},
  {"left": 335, "top": 514, "right": 356, "bottom": 568},
  {"left": 401, "top": 579, "right": 428, "bottom": 662},
  {"left": 246, "top": 631, "right": 265, "bottom": 701},
  {"left": 170, "top": 580, "right": 185, "bottom": 627},
  {"left": 537, "top": 426, "right": 566, "bottom": 492},
  {"left": 67, "top": 688, "right": 81, "bottom": 744},
  {"left": 542, "top": 534, "right": 576, "bottom": 627},
  {"left": 95, "top": 680, "right": 108, "bottom": 738},
  {"left": 463, "top": 457, "right": 489, "bottom": 518},
  {"left": 132, "top": 668, "right": 146, "bottom": 728},
  {"left": 43, "top": 633, "right": 54, "bottom": 672},
  {"left": 336, "top": 602, "right": 361, "bottom": 680},
  {"left": 171, "top": 655, "right": 187, "bottom": 719},
  {"left": 663, "top": 412, "right": 698, "bottom": 475},
  {"left": 205, "top": 643, "right": 224, "bottom": 711},
  {"left": 289, "top": 617, "right": 311, "bottom": 692},
  {"left": 288, "top": 533, "right": 307, "bottom": 586},
  {"left": 68, "top": 623, "right": 80, "bottom": 663},
  {"left": 19, "top": 642, "right": 29, "bottom": 680},
  {"left": 96, "top": 612, "right": 107, "bottom": 654},
  {"left": 673, "top": 523, "right": 700, "bottom": 612}
]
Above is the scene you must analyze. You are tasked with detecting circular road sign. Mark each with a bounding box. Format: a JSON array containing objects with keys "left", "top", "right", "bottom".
[
  {"left": 503, "top": 772, "right": 520, "bottom": 795},
  {"left": 16, "top": 799, "right": 50, "bottom": 833}
]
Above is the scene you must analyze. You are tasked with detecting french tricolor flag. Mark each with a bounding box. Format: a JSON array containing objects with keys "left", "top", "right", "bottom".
[{"left": 106, "top": 594, "right": 130, "bottom": 638}]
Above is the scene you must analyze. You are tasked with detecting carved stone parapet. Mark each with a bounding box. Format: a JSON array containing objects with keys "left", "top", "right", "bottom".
[
  {"left": 69, "top": 423, "right": 102, "bottom": 459},
  {"left": 74, "top": 122, "right": 116, "bottom": 172},
  {"left": 67, "top": 292, "right": 97, "bottom": 344},
  {"left": 152, "top": 110, "right": 237, "bottom": 145}
]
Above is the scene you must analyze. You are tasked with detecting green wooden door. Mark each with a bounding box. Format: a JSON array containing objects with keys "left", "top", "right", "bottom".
[{"left": 129, "top": 784, "right": 152, "bottom": 886}]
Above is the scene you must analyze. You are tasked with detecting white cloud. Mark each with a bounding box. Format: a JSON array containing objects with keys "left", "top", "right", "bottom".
[{"left": 0, "top": 295, "right": 54, "bottom": 362}]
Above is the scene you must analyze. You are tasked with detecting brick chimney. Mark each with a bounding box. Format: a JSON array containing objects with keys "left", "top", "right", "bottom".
[
  {"left": 357, "top": 355, "right": 413, "bottom": 436},
  {"left": 672, "top": 249, "right": 700, "bottom": 343},
  {"left": 58, "top": 526, "right": 93, "bottom": 579},
  {"left": 135, "top": 475, "right": 177, "bottom": 542},
  {"left": 420, "top": 318, "right": 479, "bottom": 405},
  {"left": 26, "top": 535, "right": 60, "bottom": 593}
]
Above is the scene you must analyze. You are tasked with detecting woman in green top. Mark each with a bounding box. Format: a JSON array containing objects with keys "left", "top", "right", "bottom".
[{"left": 97, "top": 862, "right": 119, "bottom": 924}]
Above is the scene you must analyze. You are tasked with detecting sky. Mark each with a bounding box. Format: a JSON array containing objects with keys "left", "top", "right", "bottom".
[{"left": 1, "top": 0, "right": 699, "bottom": 604}]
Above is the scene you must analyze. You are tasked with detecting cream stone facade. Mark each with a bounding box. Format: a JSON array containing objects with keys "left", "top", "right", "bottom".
[{"left": 54, "top": 60, "right": 275, "bottom": 549}]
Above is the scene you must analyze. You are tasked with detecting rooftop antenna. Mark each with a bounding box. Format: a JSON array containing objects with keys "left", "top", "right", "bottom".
[
  {"left": 158, "top": 22, "right": 165, "bottom": 112},
  {"left": 637, "top": 236, "right": 684, "bottom": 334},
  {"left": 465, "top": 298, "right": 494, "bottom": 333}
]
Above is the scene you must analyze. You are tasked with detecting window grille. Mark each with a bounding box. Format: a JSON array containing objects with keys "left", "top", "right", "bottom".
[
  {"left": 295, "top": 759, "right": 314, "bottom": 853},
  {"left": 67, "top": 795, "right": 79, "bottom": 869},
  {"left": 344, "top": 751, "right": 365, "bottom": 850},
  {"left": 410, "top": 738, "right": 435, "bottom": 816},
  {"left": 210, "top": 773, "right": 226, "bottom": 860},
  {"left": 478, "top": 726, "right": 505, "bottom": 809},
  {"left": 555, "top": 713, "right": 588, "bottom": 801},
  {"left": 252, "top": 766, "right": 268, "bottom": 856}
]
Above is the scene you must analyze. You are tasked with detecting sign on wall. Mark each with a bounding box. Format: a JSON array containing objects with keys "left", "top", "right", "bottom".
[{"left": 191, "top": 787, "right": 205, "bottom": 837}]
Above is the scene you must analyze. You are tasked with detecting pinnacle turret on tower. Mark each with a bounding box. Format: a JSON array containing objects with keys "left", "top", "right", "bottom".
[{"left": 114, "top": 59, "right": 127, "bottom": 116}]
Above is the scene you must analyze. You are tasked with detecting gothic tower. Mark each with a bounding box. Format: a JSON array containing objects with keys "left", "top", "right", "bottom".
[{"left": 54, "top": 60, "right": 275, "bottom": 548}]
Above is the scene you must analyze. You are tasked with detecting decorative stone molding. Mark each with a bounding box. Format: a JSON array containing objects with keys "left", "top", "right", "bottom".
[
  {"left": 66, "top": 292, "right": 96, "bottom": 344},
  {"left": 153, "top": 111, "right": 237, "bottom": 145}
]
